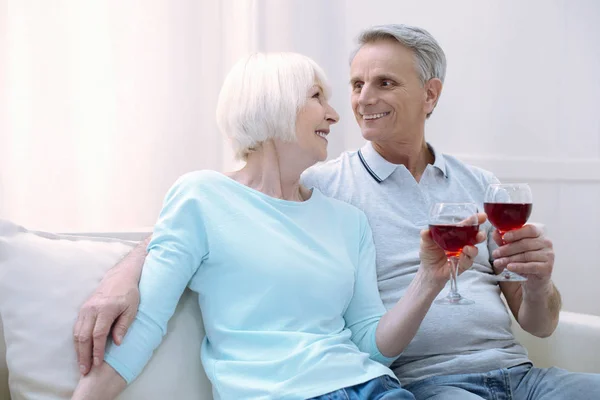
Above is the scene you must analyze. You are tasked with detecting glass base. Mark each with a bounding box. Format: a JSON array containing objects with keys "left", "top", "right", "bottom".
[
  {"left": 495, "top": 270, "right": 528, "bottom": 282},
  {"left": 435, "top": 293, "right": 475, "bottom": 306}
]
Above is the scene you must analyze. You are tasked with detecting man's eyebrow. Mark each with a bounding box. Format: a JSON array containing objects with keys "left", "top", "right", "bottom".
[
  {"left": 374, "top": 74, "right": 399, "bottom": 81},
  {"left": 350, "top": 74, "right": 400, "bottom": 84}
]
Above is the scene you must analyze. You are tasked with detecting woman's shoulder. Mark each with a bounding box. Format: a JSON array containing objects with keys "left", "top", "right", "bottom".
[{"left": 170, "top": 169, "right": 228, "bottom": 193}]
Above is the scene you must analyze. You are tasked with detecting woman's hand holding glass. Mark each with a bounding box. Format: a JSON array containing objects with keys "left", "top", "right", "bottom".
[{"left": 421, "top": 204, "right": 487, "bottom": 305}]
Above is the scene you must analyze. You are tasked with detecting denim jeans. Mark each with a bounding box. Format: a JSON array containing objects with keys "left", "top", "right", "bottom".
[
  {"left": 403, "top": 363, "right": 600, "bottom": 400},
  {"left": 309, "top": 375, "right": 416, "bottom": 400}
]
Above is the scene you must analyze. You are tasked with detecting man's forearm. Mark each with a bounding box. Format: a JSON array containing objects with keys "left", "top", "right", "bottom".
[
  {"left": 106, "top": 235, "right": 151, "bottom": 284},
  {"left": 375, "top": 270, "right": 443, "bottom": 357},
  {"left": 71, "top": 362, "right": 127, "bottom": 400},
  {"left": 516, "top": 282, "right": 561, "bottom": 338}
]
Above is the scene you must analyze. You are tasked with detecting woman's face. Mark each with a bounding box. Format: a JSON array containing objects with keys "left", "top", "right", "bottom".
[{"left": 294, "top": 84, "right": 340, "bottom": 163}]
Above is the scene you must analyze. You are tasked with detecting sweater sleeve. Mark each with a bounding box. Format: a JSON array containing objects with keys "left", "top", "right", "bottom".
[
  {"left": 343, "top": 213, "right": 398, "bottom": 367},
  {"left": 104, "top": 173, "right": 209, "bottom": 383}
]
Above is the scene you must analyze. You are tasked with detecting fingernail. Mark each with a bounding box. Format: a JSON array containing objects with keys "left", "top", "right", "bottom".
[
  {"left": 116, "top": 335, "right": 123, "bottom": 344},
  {"left": 493, "top": 258, "right": 504, "bottom": 267},
  {"left": 80, "top": 365, "right": 86, "bottom": 374},
  {"left": 94, "top": 357, "right": 100, "bottom": 366},
  {"left": 504, "top": 233, "right": 512, "bottom": 241},
  {"left": 492, "top": 250, "right": 500, "bottom": 258}
]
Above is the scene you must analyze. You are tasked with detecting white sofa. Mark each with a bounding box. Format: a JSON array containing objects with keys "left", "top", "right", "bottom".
[{"left": 1, "top": 224, "right": 599, "bottom": 400}]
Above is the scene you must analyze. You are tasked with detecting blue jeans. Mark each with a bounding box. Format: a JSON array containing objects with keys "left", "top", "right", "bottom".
[
  {"left": 403, "top": 363, "right": 600, "bottom": 399},
  {"left": 309, "top": 375, "right": 416, "bottom": 399}
]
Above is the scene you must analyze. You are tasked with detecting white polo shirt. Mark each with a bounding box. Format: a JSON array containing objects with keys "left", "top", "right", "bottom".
[{"left": 301, "top": 141, "right": 530, "bottom": 385}]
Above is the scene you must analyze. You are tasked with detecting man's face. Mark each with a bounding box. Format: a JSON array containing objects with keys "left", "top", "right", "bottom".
[{"left": 350, "top": 39, "right": 429, "bottom": 143}]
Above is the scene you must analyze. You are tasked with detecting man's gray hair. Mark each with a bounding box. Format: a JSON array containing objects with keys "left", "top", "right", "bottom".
[{"left": 350, "top": 24, "right": 447, "bottom": 85}]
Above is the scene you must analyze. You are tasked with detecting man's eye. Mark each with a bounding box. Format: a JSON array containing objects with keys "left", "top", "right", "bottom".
[
  {"left": 312, "top": 92, "right": 320, "bottom": 98},
  {"left": 353, "top": 82, "right": 363, "bottom": 90},
  {"left": 382, "top": 80, "right": 393, "bottom": 87}
]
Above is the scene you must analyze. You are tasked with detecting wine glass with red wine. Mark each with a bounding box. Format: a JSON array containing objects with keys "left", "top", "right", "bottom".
[
  {"left": 429, "top": 202, "right": 480, "bottom": 305},
  {"left": 484, "top": 183, "right": 533, "bottom": 282}
]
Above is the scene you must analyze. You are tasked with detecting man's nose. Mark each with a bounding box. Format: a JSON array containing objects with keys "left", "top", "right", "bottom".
[{"left": 357, "top": 84, "right": 376, "bottom": 107}]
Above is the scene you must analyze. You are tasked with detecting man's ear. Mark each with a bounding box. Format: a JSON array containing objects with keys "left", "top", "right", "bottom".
[{"left": 424, "top": 78, "right": 443, "bottom": 116}]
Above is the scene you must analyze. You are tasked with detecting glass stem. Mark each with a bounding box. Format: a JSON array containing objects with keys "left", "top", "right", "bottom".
[
  {"left": 448, "top": 256, "right": 460, "bottom": 300},
  {"left": 498, "top": 230, "right": 506, "bottom": 245}
]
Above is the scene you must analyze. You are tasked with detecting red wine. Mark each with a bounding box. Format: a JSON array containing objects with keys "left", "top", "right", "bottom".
[
  {"left": 429, "top": 224, "right": 480, "bottom": 256},
  {"left": 484, "top": 203, "right": 532, "bottom": 233}
]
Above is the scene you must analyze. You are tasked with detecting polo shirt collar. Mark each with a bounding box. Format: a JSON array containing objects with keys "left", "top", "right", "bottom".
[{"left": 357, "top": 141, "right": 447, "bottom": 183}]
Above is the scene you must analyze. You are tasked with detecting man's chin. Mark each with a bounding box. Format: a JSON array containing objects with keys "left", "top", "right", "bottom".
[{"left": 360, "top": 128, "right": 384, "bottom": 142}]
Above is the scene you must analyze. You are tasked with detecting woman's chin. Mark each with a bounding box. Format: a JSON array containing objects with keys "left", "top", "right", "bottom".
[{"left": 317, "top": 150, "right": 327, "bottom": 163}]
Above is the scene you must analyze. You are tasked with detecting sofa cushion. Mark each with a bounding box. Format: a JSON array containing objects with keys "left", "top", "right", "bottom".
[{"left": 0, "top": 220, "right": 212, "bottom": 399}]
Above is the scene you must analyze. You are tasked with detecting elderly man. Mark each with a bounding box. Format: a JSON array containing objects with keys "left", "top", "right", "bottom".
[{"left": 75, "top": 24, "right": 600, "bottom": 399}]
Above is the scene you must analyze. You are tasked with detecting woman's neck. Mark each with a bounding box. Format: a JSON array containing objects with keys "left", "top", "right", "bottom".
[{"left": 227, "top": 140, "right": 311, "bottom": 202}]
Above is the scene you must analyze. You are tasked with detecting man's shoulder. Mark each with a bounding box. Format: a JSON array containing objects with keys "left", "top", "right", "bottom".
[
  {"left": 442, "top": 153, "right": 498, "bottom": 186},
  {"left": 301, "top": 150, "right": 358, "bottom": 188}
]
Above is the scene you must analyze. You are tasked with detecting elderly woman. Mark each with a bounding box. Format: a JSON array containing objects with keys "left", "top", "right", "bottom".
[{"left": 72, "top": 52, "right": 482, "bottom": 400}]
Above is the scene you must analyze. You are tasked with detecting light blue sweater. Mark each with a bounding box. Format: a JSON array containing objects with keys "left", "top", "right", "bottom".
[{"left": 105, "top": 170, "right": 397, "bottom": 399}]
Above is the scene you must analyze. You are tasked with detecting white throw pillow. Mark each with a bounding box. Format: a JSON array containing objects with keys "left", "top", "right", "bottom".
[{"left": 0, "top": 220, "right": 212, "bottom": 400}]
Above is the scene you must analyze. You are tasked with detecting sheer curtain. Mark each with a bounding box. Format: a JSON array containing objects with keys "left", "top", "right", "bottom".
[{"left": 0, "top": 0, "right": 258, "bottom": 231}]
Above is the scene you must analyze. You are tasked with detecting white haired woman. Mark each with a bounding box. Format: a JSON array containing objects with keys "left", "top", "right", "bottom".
[{"left": 72, "top": 52, "right": 482, "bottom": 400}]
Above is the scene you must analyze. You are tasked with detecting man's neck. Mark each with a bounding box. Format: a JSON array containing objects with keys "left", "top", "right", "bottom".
[{"left": 372, "top": 138, "right": 434, "bottom": 182}]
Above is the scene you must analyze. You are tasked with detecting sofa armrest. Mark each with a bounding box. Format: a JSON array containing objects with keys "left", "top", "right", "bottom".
[{"left": 512, "top": 311, "right": 600, "bottom": 373}]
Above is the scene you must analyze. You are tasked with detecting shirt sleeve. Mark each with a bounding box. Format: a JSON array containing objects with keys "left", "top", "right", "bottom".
[
  {"left": 343, "top": 213, "right": 398, "bottom": 367},
  {"left": 300, "top": 165, "right": 321, "bottom": 190},
  {"left": 104, "top": 173, "right": 209, "bottom": 383}
]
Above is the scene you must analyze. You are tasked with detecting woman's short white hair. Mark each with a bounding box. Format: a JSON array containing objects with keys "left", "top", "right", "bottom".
[{"left": 216, "top": 52, "right": 331, "bottom": 161}]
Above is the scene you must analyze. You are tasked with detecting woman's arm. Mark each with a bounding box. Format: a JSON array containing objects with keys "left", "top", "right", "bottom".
[
  {"left": 375, "top": 228, "right": 482, "bottom": 357},
  {"left": 72, "top": 172, "right": 209, "bottom": 390},
  {"left": 345, "top": 213, "right": 485, "bottom": 364}
]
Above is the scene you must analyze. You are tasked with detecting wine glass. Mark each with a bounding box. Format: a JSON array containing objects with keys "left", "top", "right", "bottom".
[
  {"left": 484, "top": 183, "right": 533, "bottom": 282},
  {"left": 429, "top": 202, "right": 480, "bottom": 305}
]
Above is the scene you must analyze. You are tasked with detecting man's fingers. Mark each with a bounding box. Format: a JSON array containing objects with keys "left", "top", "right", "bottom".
[
  {"left": 112, "top": 309, "right": 136, "bottom": 345},
  {"left": 502, "top": 224, "right": 542, "bottom": 242},
  {"left": 92, "top": 313, "right": 116, "bottom": 367},
  {"left": 506, "top": 262, "right": 551, "bottom": 276},
  {"left": 493, "top": 237, "right": 547, "bottom": 258},
  {"left": 75, "top": 314, "right": 96, "bottom": 375},
  {"left": 493, "top": 251, "right": 549, "bottom": 268},
  {"left": 73, "top": 314, "right": 84, "bottom": 372},
  {"left": 492, "top": 230, "right": 503, "bottom": 246}
]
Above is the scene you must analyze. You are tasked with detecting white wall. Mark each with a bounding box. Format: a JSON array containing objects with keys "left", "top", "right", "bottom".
[
  {"left": 2, "top": 0, "right": 599, "bottom": 314},
  {"left": 0, "top": 0, "right": 254, "bottom": 231}
]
